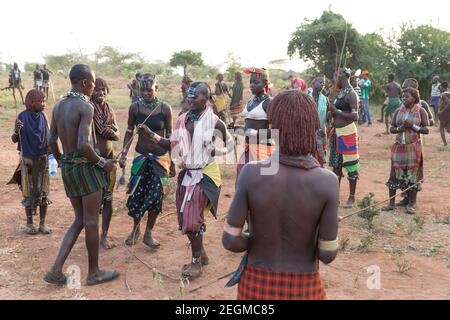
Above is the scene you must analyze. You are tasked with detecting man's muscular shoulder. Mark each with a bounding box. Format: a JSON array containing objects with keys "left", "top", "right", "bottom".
[{"left": 311, "top": 167, "right": 339, "bottom": 195}]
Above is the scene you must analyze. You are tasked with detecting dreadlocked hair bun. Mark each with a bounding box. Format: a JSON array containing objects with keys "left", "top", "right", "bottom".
[
  {"left": 268, "top": 90, "right": 319, "bottom": 156},
  {"left": 25, "top": 89, "right": 45, "bottom": 109}
]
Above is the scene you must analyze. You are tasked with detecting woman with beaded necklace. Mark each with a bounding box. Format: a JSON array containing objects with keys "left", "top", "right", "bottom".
[
  {"left": 236, "top": 68, "right": 273, "bottom": 178},
  {"left": 383, "top": 87, "right": 429, "bottom": 214},
  {"left": 119, "top": 73, "right": 175, "bottom": 249},
  {"left": 328, "top": 68, "right": 360, "bottom": 208}
]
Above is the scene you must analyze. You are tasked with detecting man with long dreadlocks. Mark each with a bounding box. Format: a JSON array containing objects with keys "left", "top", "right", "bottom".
[
  {"left": 310, "top": 76, "right": 330, "bottom": 167},
  {"left": 328, "top": 68, "right": 360, "bottom": 208},
  {"left": 8, "top": 89, "right": 52, "bottom": 235},
  {"left": 223, "top": 90, "right": 338, "bottom": 300},
  {"left": 236, "top": 68, "right": 273, "bottom": 178},
  {"left": 45, "top": 64, "right": 119, "bottom": 286},
  {"left": 119, "top": 73, "right": 174, "bottom": 249},
  {"left": 139, "top": 81, "right": 234, "bottom": 280},
  {"left": 91, "top": 78, "right": 120, "bottom": 249}
]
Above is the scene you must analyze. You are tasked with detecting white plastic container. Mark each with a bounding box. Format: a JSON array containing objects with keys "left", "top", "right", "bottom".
[{"left": 48, "top": 154, "right": 58, "bottom": 177}]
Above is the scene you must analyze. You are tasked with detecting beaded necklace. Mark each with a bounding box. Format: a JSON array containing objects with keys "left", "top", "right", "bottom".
[
  {"left": 337, "top": 85, "right": 353, "bottom": 99},
  {"left": 252, "top": 93, "right": 269, "bottom": 104},
  {"left": 66, "top": 89, "right": 90, "bottom": 102},
  {"left": 186, "top": 106, "right": 207, "bottom": 122},
  {"left": 65, "top": 89, "right": 96, "bottom": 144},
  {"left": 144, "top": 97, "right": 159, "bottom": 109}
]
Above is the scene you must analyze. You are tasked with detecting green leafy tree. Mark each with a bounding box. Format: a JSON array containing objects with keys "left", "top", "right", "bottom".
[
  {"left": 224, "top": 52, "right": 242, "bottom": 81},
  {"left": 94, "top": 46, "right": 144, "bottom": 76},
  {"left": 392, "top": 24, "right": 450, "bottom": 100},
  {"left": 169, "top": 50, "right": 204, "bottom": 76},
  {"left": 44, "top": 51, "right": 91, "bottom": 76},
  {"left": 358, "top": 33, "right": 393, "bottom": 102},
  {"left": 288, "top": 10, "right": 360, "bottom": 78}
]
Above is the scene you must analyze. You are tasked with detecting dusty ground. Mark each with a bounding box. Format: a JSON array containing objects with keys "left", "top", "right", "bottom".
[{"left": 0, "top": 100, "right": 450, "bottom": 300}]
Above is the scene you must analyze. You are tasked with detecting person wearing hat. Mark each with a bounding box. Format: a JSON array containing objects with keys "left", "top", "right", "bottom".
[{"left": 358, "top": 70, "right": 372, "bottom": 126}]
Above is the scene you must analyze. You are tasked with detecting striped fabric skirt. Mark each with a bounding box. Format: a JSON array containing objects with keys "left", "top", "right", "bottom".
[
  {"left": 61, "top": 152, "right": 107, "bottom": 198},
  {"left": 8, "top": 155, "right": 52, "bottom": 209}
]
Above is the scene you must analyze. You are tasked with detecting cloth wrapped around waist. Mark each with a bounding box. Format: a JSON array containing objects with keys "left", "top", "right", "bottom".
[
  {"left": 60, "top": 151, "right": 107, "bottom": 198},
  {"left": 234, "top": 260, "right": 327, "bottom": 300}
]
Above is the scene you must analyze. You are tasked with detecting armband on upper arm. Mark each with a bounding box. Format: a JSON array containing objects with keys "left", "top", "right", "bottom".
[
  {"left": 318, "top": 238, "right": 339, "bottom": 252},
  {"left": 78, "top": 135, "right": 91, "bottom": 143},
  {"left": 223, "top": 222, "right": 243, "bottom": 237}
]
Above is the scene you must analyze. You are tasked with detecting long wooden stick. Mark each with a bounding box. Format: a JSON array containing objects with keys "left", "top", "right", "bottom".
[
  {"left": 339, "top": 179, "right": 424, "bottom": 221},
  {"left": 188, "top": 271, "right": 234, "bottom": 293},
  {"left": 115, "top": 104, "right": 159, "bottom": 160},
  {"left": 123, "top": 241, "right": 179, "bottom": 282}
]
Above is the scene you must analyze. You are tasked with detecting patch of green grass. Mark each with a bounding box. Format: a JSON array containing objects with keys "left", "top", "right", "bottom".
[
  {"left": 357, "top": 193, "right": 380, "bottom": 229},
  {"left": 413, "top": 216, "right": 425, "bottom": 230},
  {"left": 357, "top": 234, "right": 374, "bottom": 253},
  {"left": 425, "top": 244, "right": 442, "bottom": 256},
  {"left": 339, "top": 235, "right": 350, "bottom": 252}
]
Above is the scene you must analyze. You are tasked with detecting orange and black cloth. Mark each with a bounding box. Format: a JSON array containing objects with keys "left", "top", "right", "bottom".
[{"left": 237, "top": 264, "right": 327, "bottom": 300}]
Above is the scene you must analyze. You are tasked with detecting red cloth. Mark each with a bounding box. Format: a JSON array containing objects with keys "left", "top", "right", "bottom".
[
  {"left": 176, "top": 170, "right": 209, "bottom": 234},
  {"left": 291, "top": 78, "right": 307, "bottom": 92},
  {"left": 237, "top": 264, "right": 327, "bottom": 300}
]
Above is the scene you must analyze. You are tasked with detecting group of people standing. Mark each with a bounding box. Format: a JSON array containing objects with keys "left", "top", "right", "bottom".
[
  {"left": 3, "top": 63, "right": 53, "bottom": 106},
  {"left": 32, "top": 64, "right": 53, "bottom": 100},
  {"left": 6, "top": 61, "right": 445, "bottom": 299}
]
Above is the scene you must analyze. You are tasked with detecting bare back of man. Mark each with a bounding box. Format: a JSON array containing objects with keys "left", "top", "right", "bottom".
[
  {"left": 45, "top": 65, "right": 119, "bottom": 286},
  {"left": 383, "top": 81, "right": 402, "bottom": 134},
  {"left": 230, "top": 161, "right": 338, "bottom": 272}
]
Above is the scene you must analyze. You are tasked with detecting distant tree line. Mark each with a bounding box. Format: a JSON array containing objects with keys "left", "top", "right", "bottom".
[{"left": 288, "top": 10, "right": 450, "bottom": 101}]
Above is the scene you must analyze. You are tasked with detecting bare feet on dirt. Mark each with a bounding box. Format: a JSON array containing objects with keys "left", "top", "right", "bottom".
[{"left": 101, "top": 236, "right": 116, "bottom": 249}]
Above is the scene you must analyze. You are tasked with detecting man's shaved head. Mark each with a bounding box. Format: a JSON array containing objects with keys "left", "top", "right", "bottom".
[
  {"left": 69, "top": 64, "right": 94, "bottom": 85},
  {"left": 189, "top": 82, "right": 212, "bottom": 100}
]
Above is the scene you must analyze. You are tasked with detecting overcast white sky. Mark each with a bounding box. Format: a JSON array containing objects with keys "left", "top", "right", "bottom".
[{"left": 1, "top": 0, "right": 450, "bottom": 72}]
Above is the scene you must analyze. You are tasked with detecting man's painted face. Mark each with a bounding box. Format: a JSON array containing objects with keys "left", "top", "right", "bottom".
[
  {"left": 187, "top": 85, "right": 208, "bottom": 111},
  {"left": 250, "top": 78, "right": 265, "bottom": 96},
  {"left": 93, "top": 86, "right": 107, "bottom": 104}
]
